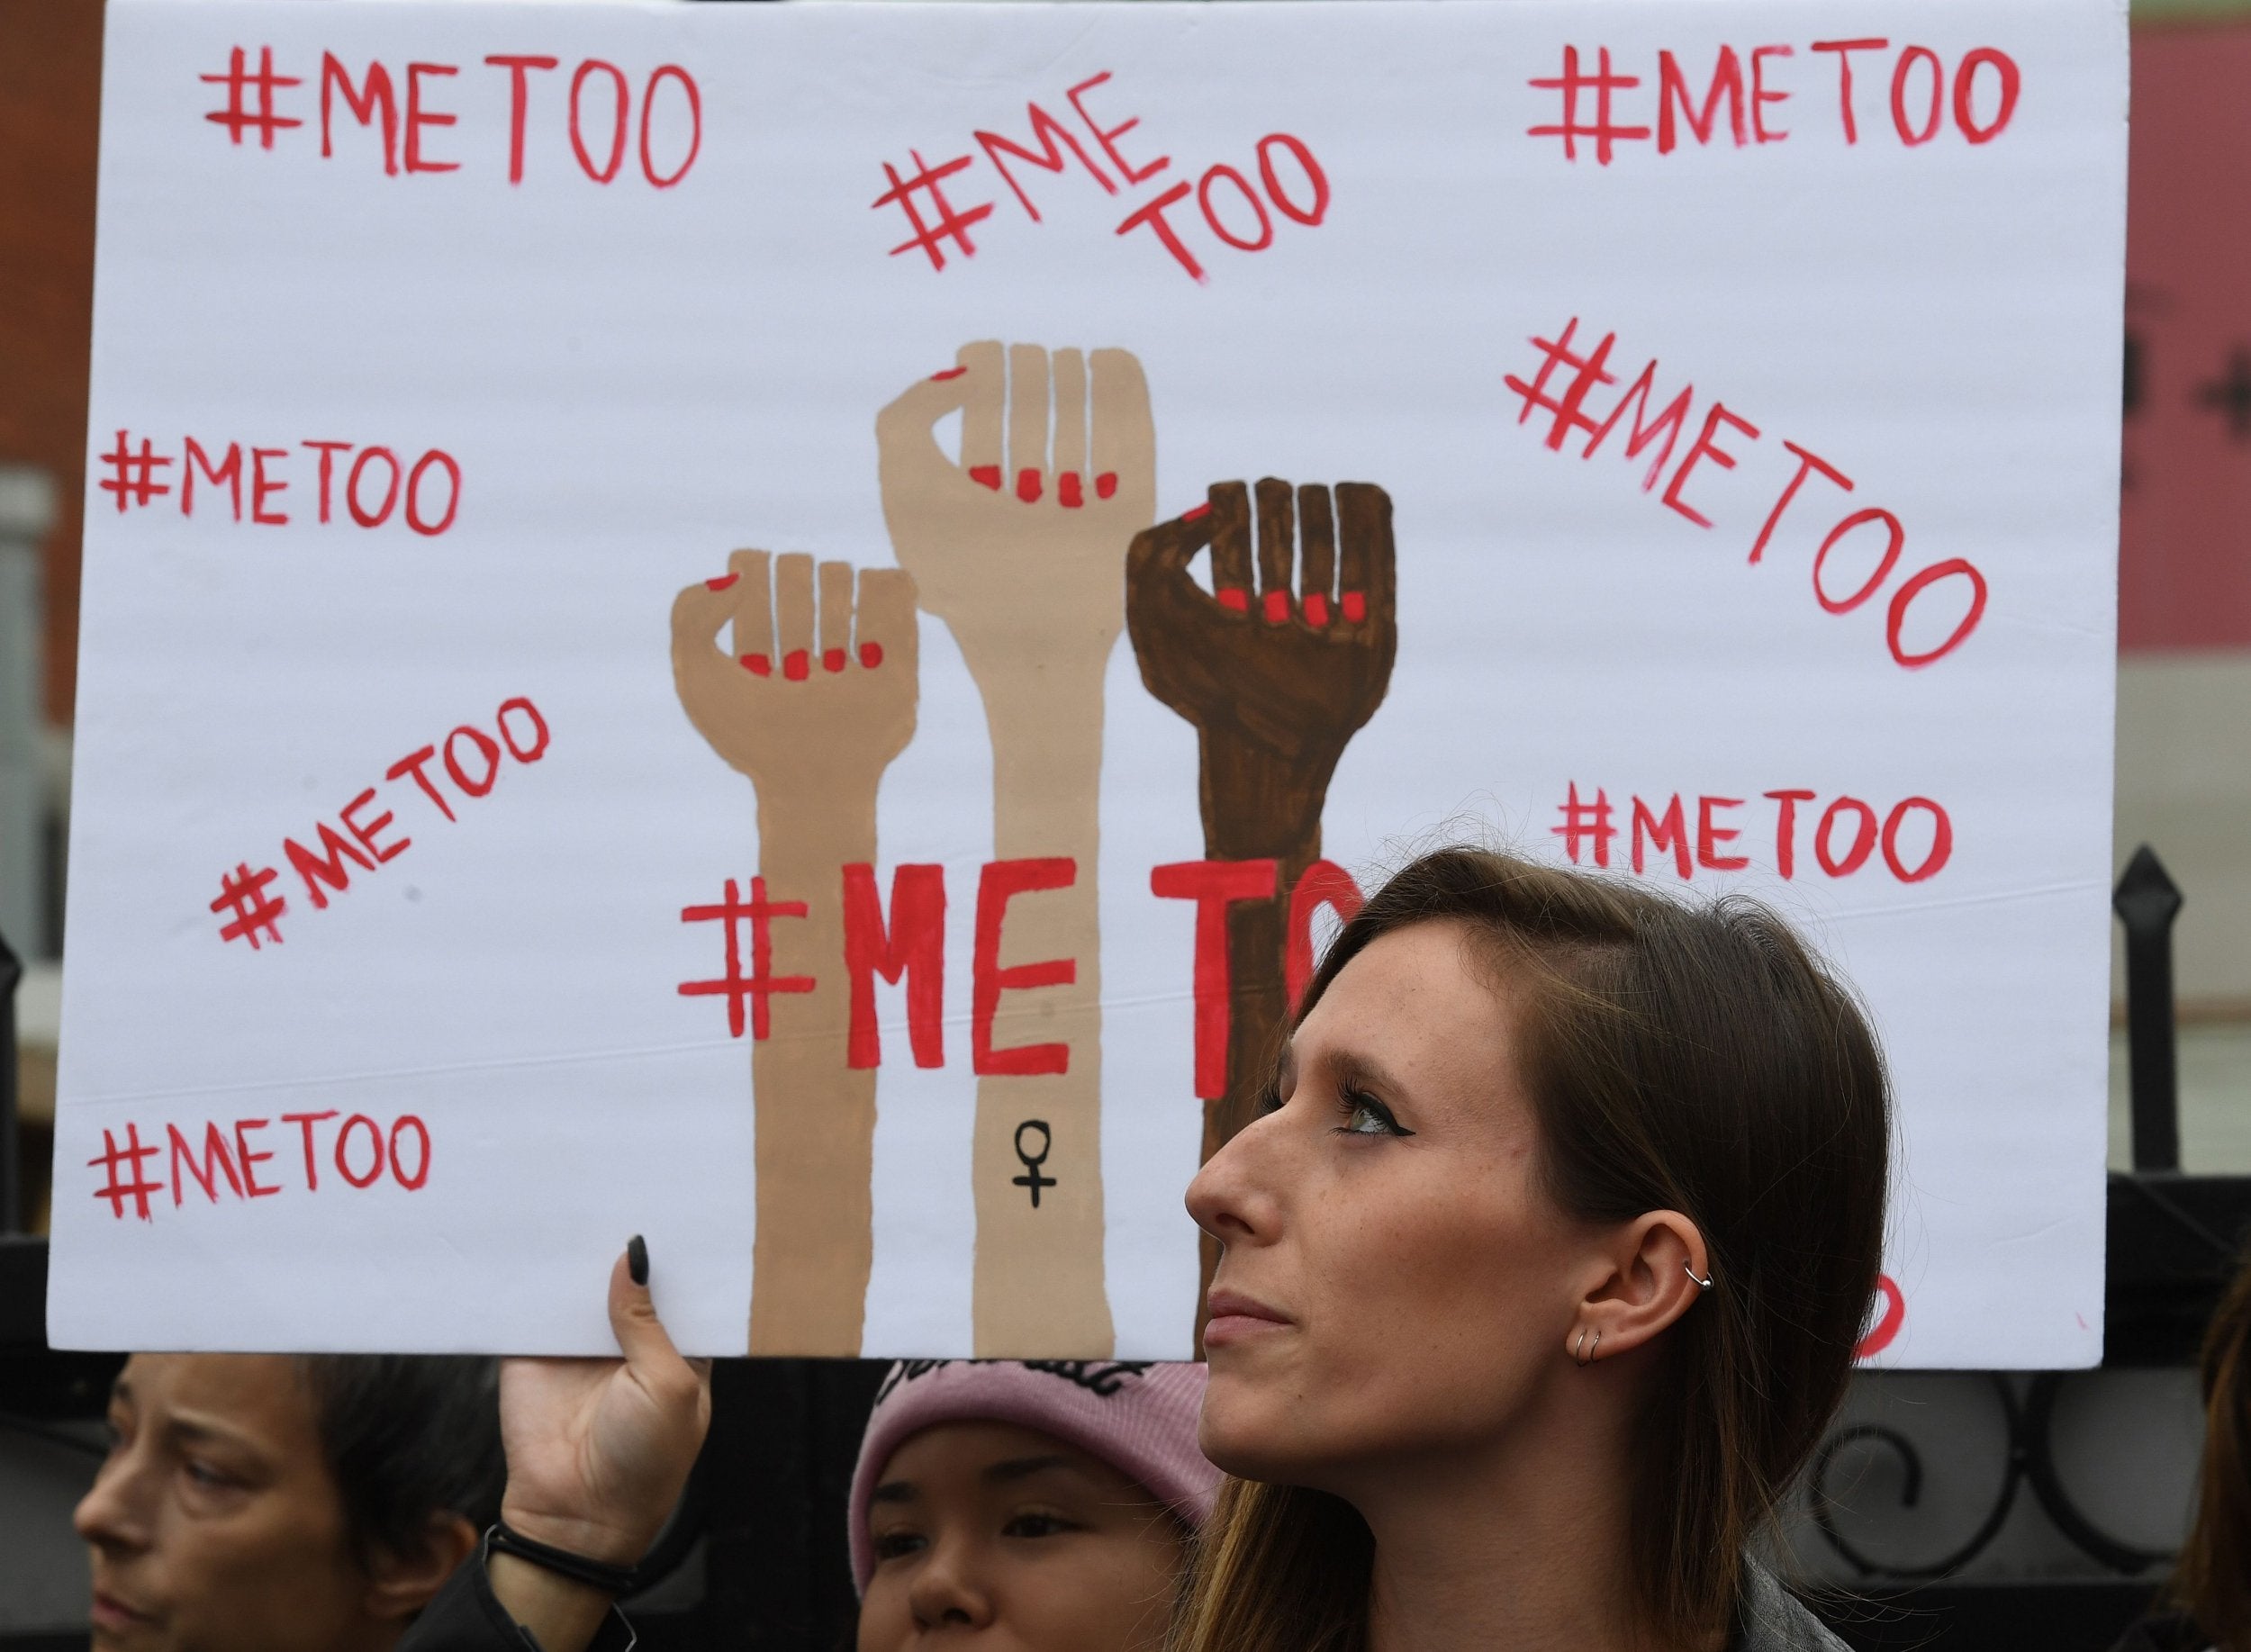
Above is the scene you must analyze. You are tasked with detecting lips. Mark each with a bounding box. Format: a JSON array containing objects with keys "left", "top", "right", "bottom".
[
  {"left": 1204, "top": 1287, "right": 1293, "bottom": 1347},
  {"left": 90, "top": 1588, "right": 155, "bottom": 1633}
]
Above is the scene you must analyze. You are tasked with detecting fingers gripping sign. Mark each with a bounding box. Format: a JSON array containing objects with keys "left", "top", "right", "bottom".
[
  {"left": 1127, "top": 479, "right": 1398, "bottom": 1322},
  {"left": 491, "top": 1242, "right": 713, "bottom": 1648},
  {"left": 669, "top": 555, "right": 920, "bottom": 1355},
  {"left": 876, "top": 342, "right": 1156, "bottom": 1357}
]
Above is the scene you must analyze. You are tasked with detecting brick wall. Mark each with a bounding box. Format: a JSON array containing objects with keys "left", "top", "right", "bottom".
[{"left": 0, "top": 0, "right": 101, "bottom": 726}]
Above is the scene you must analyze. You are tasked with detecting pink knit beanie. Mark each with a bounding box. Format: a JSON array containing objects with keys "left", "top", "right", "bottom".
[{"left": 847, "top": 1360, "right": 1218, "bottom": 1593}]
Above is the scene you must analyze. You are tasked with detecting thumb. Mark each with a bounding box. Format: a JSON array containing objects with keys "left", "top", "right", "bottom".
[
  {"left": 607, "top": 1236, "right": 687, "bottom": 1374},
  {"left": 875, "top": 363, "right": 976, "bottom": 478},
  {"left": 1127, "top": 508, "right": 1216, "bottom": 586}
]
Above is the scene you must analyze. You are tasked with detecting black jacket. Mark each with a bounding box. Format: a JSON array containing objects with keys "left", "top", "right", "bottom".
[{"left": 402, "top": 1557, "right": 635, "bottom": 1652}]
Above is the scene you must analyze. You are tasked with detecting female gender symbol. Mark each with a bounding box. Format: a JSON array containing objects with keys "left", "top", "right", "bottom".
[{"left": 1012, "top": 1119, "right": 1055, "bottom": 1208}]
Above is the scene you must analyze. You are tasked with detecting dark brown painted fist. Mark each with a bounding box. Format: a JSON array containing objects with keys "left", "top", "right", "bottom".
[{"left": 1126, "top": 478, "right": 1397, "bottom": 807}]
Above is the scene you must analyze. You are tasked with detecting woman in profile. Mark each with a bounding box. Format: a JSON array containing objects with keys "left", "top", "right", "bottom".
[{"left": 417, "top": 846, "right": 1889, "bottom": 1652}]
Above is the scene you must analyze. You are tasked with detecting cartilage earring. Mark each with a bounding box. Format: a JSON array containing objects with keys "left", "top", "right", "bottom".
[{"left": 1686, "top": 1262, "right": 1714, "bottom": 1291}]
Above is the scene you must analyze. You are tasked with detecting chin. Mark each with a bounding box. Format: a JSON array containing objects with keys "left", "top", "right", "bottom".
[{"left": 1196, "top": 1364, "right": 1328, "bottom": 1484}]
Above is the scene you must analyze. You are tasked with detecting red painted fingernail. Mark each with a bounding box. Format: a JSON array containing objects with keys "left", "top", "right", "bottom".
[
  {"left": 1342, "top": 591, "right": 1368, "bottom": 623},
  {"left": 931, "top": 366, "right": 968, "bottom": 381},
  {"left": 1095, "top": 472, "right": 1118, "bottom": 500},
  {"left": 1017, "top": 468, "right": 1043, "bottom": 503},
  {"left": 1263, "top": 591, "right": 1291, "bottom": 625},
  {"left": 783, "top": 649, "right": 810, "bottom": 681},
  {"left": 741, "top": 654, "right": 771, "bottom": 676},
  {"left": 969, "top": 465, "right": 1003, "bottom": 491},
  {"left": 823, "top": 648, "right": 846, "bottom": 673},
  {"left": 706, "top": 573, "right": 739, "bottom": 591},
  {"left": 1217, "top": 588, "right": 1250, "bottom": 613},
  {"left": 858, "top": 642, "right": 884, "bottom": 668},
  {"left": 1059, "top": 472, "right": 1083, "bottom": 509},
  {"left": 1304, "top": 592, "right": 1331, "bottom": 627},
  {"left": 1181, "top": 501, "right": 1211, "bottom": 521}
]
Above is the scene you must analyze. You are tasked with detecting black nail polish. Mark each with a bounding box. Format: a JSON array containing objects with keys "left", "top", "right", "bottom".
[{"left": 628, "top": 1234, "right": 649, "bottom": 1286}]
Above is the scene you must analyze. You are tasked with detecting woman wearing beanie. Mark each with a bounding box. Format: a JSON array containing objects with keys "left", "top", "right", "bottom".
[{"left": 848, "top": 1359, "right": 1217, "bottom": 1651}]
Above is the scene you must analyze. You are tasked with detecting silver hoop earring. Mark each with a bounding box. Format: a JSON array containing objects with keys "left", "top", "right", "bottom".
[
  {"left": 1686, "top": 1262, "right": 1714, "bottom": 1291},
  {"left": 1573, "top": 1327, "right": 1600, "bottom": 1367}
]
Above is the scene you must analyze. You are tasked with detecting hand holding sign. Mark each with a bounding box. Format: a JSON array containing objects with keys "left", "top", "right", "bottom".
[
  {"left": 876, "top": 342, "right": 1155, "bottom": 1356},
  {"left": 490, "top": 1243, "right": 710, "bottom": 1647},
  {"left": 671, "top": 555, "right": 921, "bottom": 1353}
]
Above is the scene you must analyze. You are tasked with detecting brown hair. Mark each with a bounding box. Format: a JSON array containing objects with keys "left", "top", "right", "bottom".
[
  {"left": 1173, "top": 847, "right": 1891, "bottom": 1652},
  {"left": 2171, "top": 1247, "right": 2251, "bottom": 1649}
]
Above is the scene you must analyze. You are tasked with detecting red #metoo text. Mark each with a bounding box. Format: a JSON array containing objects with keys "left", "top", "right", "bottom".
[
  {"left": 87, "top": 1111, "right": 430, "bottom": 1223},
  {"left": 1505, "top": 317, "right": 1989, "bottom": 668},
  {"left": 871, "top": 71, "right": 1329, "bottom": 283},
  {"left": 210, "top": 697, "right": 551, "bottom": 951},
  {"left": 1552, "top": 784, "right": 1954, "bottom": 882},
  {"left": 1527, "top": 39, "right": 2021, "bottom": 163},
  {"left": 678, "top": 856, "right": 1364, "bottom": 1104},
  {"left": 97, "top": 431, "right": 461, "bottom": 536},
  {"left": 198, "top": 45, "right": 701, "bottom": 187}
]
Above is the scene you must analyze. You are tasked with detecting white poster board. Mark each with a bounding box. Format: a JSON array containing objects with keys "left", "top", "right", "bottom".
[{"left": 50, "top": 0, "right": 2126, "bottom": 1366}]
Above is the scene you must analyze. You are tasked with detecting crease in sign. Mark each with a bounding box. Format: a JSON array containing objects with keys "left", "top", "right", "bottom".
[{"left": 1812, "top": 875, "right": 2107, "bottom": 925}]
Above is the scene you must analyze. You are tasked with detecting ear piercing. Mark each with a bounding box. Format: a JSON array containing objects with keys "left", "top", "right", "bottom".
[
  {"left": 1686, "top": 1262, "right": 1715, "bottom": 1291},
  {"left": 1572, "top": 1327, "right": 1602, "bottom": 1367}
]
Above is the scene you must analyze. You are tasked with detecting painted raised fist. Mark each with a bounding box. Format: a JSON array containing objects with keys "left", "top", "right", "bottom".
[
  {"left": 876, "top": 341, "right": 1154, "bottom": 671},
  {"left": 1126, "top": 479, "right": 1397, "bottom": 862},
  {"left": 670, "top": 550, "right": 919, "bottom": 800}
]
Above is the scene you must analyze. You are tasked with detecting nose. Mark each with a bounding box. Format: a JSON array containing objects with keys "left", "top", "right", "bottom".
[
  {"left": 74, "top": 1445, "right": 152, "bottom": 1557},
  {"left": 1186, "top": 1106, "right": 1283, "bottom": 1249},
  {"left": 906, "top": 1532, "right": 996, "bottom": 1632}
]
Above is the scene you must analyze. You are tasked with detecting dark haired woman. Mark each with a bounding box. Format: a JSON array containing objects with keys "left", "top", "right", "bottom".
[
  {"left": 423, "top": 846, "right": 1886, "bottom": 1652},
  {"left": 1174, "top": 846, "right": 1885, "bottom": 1651},
  {"left": 2111, "top": 1245, "right": 2251, "bottom": 1652},
  {"left": 78, "top": 1349, "right": 503, "bottom": 1650}
]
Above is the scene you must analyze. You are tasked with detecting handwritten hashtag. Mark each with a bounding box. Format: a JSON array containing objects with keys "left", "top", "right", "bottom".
[
  {"left": 1504, "top": 319, "right": 1618, "bottom": 450},
  {"left": 97, "top": 430, "right": 173, "bottom": 514},
  {"left": 89, "top": 1124, "right": 162, "bottom": 1222},
  {"left": 1551, "top": 782, "right": 1616, "bottom": 868},
  {"left": 678, "top": 876, "right": 814, "bottom": 1039},
  {"left": 201, "top": 45, "right": 303, "bottom": 149},
  {"left": 872, "top": 149, "right": 995, "bottom": 272},
  {"left": 211, "top": 862, "right": 286, "bottom": 949},
  {"left": 1528, "top": 46, "right": 1650, "bottom": 166}
]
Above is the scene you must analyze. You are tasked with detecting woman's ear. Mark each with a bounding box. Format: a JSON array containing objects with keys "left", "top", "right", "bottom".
[
  {"left": 363, "top": 1510, "right": 481, "bottom": 1622},
  {"left": 1562, "top": 1210, "right": 1711, "bottom": 1366}
]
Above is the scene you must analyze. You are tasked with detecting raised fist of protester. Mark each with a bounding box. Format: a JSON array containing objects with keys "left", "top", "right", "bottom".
[
  {"left": 478, "top": 1241, "right": 711, "bottom": 1652},
  {"left": 1126, "top": 479, "right": 1397, "bottom": 864}
]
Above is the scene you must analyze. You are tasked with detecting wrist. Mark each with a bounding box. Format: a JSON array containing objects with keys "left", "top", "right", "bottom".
[
  {"left": 1196, "top": 736, "right": 1331, "bottom": 871},
  {"left": 497, "top": 1506, "right": 650, "bottom": 1571}
]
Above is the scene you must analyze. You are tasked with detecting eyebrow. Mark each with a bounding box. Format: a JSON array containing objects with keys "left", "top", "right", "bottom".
[
  {"left": 1328, "top": 1047, "right": 1409, "bottom": 1104},
  {"left": 871, "top": 1480, "right": 918, "bottom": 1505},
  {"left": 159, "top": 1410, "right": 262, "bottom": 1457}
]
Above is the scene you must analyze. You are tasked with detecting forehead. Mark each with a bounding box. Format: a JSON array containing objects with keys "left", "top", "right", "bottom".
[
  {"left": 121, "top": 1354, "right": 319, "bottom": 1441},
  {"left": 1297, "top": 922, "right": 1518, "bottom": 1089}
]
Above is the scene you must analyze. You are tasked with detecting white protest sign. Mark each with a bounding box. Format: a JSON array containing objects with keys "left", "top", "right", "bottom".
[{"left": 51, "top": 0, "right": 2124, "bottom": 1365}]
